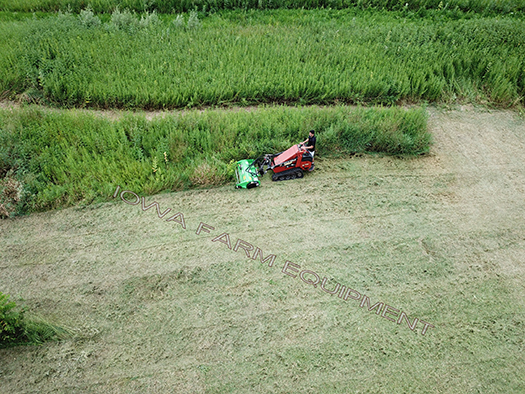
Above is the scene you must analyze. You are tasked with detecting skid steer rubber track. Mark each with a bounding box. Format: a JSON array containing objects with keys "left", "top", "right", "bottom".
[{"left": 271, "top": 168, "right": 304, "bottom": 182}]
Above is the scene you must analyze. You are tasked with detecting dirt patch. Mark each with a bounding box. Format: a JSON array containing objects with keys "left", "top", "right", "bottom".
[
  {"left": 0, "top": 100, "right": 264, "bottom": 121},
  {"left": 1, "top": 106, "right": 524, "bottom": 393}
]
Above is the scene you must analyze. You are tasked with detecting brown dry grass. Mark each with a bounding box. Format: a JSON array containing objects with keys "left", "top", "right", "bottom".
[
  {"left": 0, "top": 175, "right": 21, "bottom": 218},
  {"left": 190, "top": 161, "right": 225, "bottom": 186}
]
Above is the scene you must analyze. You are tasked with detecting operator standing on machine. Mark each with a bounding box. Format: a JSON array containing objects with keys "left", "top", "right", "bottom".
[{"left": 301, "top": 130, "right": 316, "bottom": 171}]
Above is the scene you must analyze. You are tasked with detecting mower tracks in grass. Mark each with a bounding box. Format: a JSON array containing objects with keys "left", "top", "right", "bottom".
[{"left": 1, "top": 106, "right": 525, "bottom": 393}]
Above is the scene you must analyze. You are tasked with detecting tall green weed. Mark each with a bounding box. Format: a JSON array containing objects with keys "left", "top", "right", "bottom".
[
  {"left": 1, "top": 9, "right": 523, "bottom": 109},
  {"left": 1, "top": 0, "right": 524, "bottom": 14}
]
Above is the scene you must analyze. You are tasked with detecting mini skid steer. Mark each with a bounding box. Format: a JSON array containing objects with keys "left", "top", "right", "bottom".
[{"left": 235, "top": 144, "right": 314, "bottom": 189}]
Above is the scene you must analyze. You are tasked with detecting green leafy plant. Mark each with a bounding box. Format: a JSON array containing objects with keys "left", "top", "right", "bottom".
[
  {"left": 173, "top": 14, "right": 184, "bottom": 28},
  {"left": 187, "top": 10, "right": 201, "bottom": 30},
  {"left": 0, "top": 291, "right": 23, "bottom": 344},
  {"left": 0, "top": 291, "right": 67, "bottom": 348},
  {"left": 78, "top": 6, "right": 101, "bottom": 28},
  {"left": 152, "top": 155, "right": 159, "bottom": 174}
]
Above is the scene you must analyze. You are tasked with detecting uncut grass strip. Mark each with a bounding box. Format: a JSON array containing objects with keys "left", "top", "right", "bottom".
[
  {"left": 0, "top": 105, "right": 429, "bottom": 214},
  {"left": 1, "top": 10, "right": 524, "bottom": 109},
  {"left": 2, "top": 0, "right": 525, "bottom": 15}
]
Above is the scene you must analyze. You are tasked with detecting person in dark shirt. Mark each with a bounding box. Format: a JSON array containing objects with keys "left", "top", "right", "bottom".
[{"left": 301, "top": 130, "right": 316, "bottom": 171}]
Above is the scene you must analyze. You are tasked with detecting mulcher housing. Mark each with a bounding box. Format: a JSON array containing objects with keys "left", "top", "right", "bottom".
[{"left": 235, "top": 159, "right": 260, "bottom": 189}]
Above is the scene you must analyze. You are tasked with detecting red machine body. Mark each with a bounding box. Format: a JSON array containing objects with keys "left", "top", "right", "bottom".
[{"left": 261, "top": 144, "right": 313, "bottom": 181}]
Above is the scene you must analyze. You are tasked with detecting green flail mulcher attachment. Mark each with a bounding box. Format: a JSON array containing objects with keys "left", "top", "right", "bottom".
[{"left": 235, "top": 159, "right": 260, "bottom": 189}]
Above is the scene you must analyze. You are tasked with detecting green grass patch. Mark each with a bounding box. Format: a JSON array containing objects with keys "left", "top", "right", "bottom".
[
  {"left": 0, "top": 104, "right": 429, "bottom": 214},
  {"left": 0, "top": 9, "right": 524, "bottom": 109}
]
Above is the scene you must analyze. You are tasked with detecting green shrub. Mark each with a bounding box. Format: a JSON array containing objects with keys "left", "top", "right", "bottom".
[
  {"left": 78, "top": 6, "right": 101, "bottom": 28},
  {"left": 0, "top": 291, "right": 24, "bottom": 344},
  {"left": 0, "top": 291, "right": 66, "bottom": 348}
]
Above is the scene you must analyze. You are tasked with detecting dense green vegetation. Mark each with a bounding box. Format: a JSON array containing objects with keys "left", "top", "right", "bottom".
[
  {"left": 0, "top": 6, "right": 522, "bottom": 215},
  {"left": 0, "top": 291, "right": 66, "bottom": 348},
  {"left": 0, "top": 105, "right": 429, "bottom": 214},
  {"left": 1, "top": 9, "right": 523, "bottom": 109},
  {"left": 1, "top": 0, "right": 524, "bottom": 15}
]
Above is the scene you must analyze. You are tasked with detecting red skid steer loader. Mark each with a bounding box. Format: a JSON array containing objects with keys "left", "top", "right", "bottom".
[{"left": 235, "top": 144, "right": 313, "bottom": 188}]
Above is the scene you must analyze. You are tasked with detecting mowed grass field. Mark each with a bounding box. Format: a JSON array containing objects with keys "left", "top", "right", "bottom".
[
  {"left": 1, "top": 2, "right": 525, "bottom": 392},
  {"left": 1, "top": 107, "right": 525, "bottom": 393}
]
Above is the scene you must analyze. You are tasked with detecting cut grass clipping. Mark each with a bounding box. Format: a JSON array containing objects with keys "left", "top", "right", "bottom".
[
  {"left": 0, "top": 291, "right": 67, "bottom": 348},
  {"left": 0, "top": 9, "right": 524, "bottom": 109},
  {"left": 0, "top": 105, "right": 429, "bottom": 215}
]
